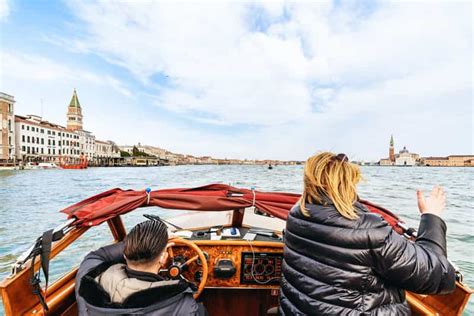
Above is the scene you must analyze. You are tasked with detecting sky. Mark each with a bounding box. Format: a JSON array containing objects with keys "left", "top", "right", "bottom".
[{"left": 0, "top": 0, "right": 472, "bottom": 161}]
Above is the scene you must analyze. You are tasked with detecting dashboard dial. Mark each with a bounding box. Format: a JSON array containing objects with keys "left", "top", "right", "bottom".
[{"left": 196, "top": 251, "right": 209, "bottom": 266}]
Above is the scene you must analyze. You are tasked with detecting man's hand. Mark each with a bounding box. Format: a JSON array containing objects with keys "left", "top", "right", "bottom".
[{"left": 417, "top": 186, "right": 446, "bottom": 217}]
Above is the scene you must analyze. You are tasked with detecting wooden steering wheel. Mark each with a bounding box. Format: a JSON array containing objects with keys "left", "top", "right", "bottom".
[{"left": 166, "top": 237, "right": 208, "bottom": 299}]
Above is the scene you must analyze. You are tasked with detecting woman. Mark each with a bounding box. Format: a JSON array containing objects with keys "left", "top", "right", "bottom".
[{"left": 280, "top": 152, "right": 455, "bottom": 315}]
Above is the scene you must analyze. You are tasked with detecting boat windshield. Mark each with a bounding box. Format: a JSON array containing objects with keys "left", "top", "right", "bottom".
[{"left": 122, "top": 207, "right": 285, "bottom": 232}]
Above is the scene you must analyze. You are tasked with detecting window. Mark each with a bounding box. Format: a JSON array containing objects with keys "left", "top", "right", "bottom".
[
  {"left": 31, "top": 147, "right": 34, "bottom": 154},
  {"left": 41, "top": 148, "right": 44, "bottom": 154},
  {"left": 58, "top": 141, "right": 61, "bottom": 146},
  {"left": 27, "top": 126, "right": 29, "bottom": 131},
  {"left": 32, "top": 137, "right": 35, "bottom": 144},
  {"left": 41, "top": 129, "right": 44, "bottom": 133},
  {"left": 36, "top": 137, "right": 39, "bottom": 143},
  {"left": 27, "top": 136, "right": 30, "bottom": 143},
  {"left": 27, "top": 147, "right": 30, "bottom": 154},
  {"left": 22, "top": 146, "right": 25, "bottom": 152},
  {"left": 8, "top": 136, "right": 11, "bottom": 145},
  {"left": 53, "top": 149, "right": 55, "bottom": 155},
  {"left": 41, "top": 138, "right": 44, "bottom": 145},
  {"left": 22, "top": 125, "right": 24, "bottom": 130},
  {"left": 52, "top": 131, "right": 55, "bottom": 136},
  {"left": 22, "top": 135, "right": 25, "bottom": 142},
  {"left": 8, "top": 119, "right": 11, "bottom": 132},
  {"left": 47, "top": 130, "right": 51, "bottom": 135},
  {"left": 48, "top": 148, "right": 50, "bottom": 155},
  {"left": 52, "top": 140, "right": 55, "bottom": 146}
]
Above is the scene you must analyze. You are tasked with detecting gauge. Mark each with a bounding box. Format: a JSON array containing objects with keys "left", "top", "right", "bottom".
[
  {"left": 265, "top": 264, "right": 275, "bottom": 275},
  {"left": 194, "top": 270, "right": 203, "bottom": 282},
  {"left": 254, "top": 264, "right": 265, "bottom": 275},
  {"left": 196, "top": 251, "right": 209, "bottom": 266}
]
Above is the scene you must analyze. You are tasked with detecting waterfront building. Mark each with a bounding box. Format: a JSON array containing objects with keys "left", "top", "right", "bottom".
[
  {"left": 395, "top": 146, "right": 419, "bottom": 166},
  {"left": 422, "top": 155, "right": 474, "bottom": 167},
  {"left": 0, "top": 92, "right": 16, "bottom": 165},
  {"left": 11, "top": 90, "right": 118, "bottom": 165},
  {"left": 379, "top": 136, "right": 420, "bottom": 166},
  {"left": 95, "top": 140, "right": 120, "bottom": 166},
  {"left": 77, "top": 130, "right": 96, "bottom": 161},
  {"left": 15, "top": 114, "right": 81, "bottom": 163}
]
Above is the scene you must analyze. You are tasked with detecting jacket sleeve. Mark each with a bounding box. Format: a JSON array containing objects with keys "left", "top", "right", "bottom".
[{"left": 371, "top": 214, "right": 456, "bottom": 294}]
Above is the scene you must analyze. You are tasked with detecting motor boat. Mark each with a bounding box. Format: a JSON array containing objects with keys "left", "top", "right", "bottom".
[
  {"left": 38, "top": 162, "right": 58, "bottom": 169},
  {"left": 0, "top": 184, "right": 471, "bottom": 315}
]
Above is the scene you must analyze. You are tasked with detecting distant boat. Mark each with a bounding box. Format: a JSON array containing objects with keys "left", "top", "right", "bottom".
[
  {"left": 38, "top": 162, "right": 58, "bottom": 169},
  {"left": 59, "top": 155, "right": 88, "bottom": 169},
  {"left": 268, "top": 164, "right": 273, "bottom": 170},
  {"left": 24, "top": 162, "right": 41, "bottom": 170}
]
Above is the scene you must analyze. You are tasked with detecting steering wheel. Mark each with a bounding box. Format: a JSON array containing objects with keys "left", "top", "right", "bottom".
[{"left": 165, "top": 237, "right": 208, "bottom": 299}]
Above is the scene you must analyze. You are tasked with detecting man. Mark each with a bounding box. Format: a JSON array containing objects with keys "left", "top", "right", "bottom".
[{"left": 75, "top": 219, "right": 206, "bottom": 315}]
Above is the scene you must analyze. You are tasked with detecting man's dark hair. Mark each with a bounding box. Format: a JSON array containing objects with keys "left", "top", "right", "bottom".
[{"left": 124, "top": 220, "right": 168, "bottom": 263}]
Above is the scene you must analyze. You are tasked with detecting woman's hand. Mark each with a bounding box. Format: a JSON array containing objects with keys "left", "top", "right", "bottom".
[{"left": 417, "top": 186, "right": 446, "bottom": 217}]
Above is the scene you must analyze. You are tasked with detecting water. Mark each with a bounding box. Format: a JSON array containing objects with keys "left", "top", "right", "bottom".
[{"left": 0, "top": 165, "right": 473, "bottom": 314}]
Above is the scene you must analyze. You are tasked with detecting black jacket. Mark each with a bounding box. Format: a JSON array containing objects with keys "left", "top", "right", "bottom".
[
  {"left": 75, "top": 242, "right": 202, "bottom": 315},
  {"left": 280, "top": 201, "right": 456, "bottom": 315}
]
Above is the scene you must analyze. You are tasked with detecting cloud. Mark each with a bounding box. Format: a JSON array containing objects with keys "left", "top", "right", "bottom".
[
  {"left": 2, "top": 0, "right": 471, "bottom": 160},
  {"left": 0, "top": 0, "right": 9, "bottom": 21},
  {"left": 0, "top": 51, "right": 132, "bottom": 97}
]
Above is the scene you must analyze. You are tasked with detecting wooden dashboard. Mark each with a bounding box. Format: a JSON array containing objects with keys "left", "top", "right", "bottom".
[{"left": 171, "top": 240, "right": 284, "bottom": 289}]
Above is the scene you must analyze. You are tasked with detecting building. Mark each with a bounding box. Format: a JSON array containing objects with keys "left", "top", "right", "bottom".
[
  {"left": 389, "top": 134, "right": 395, "bottom": 163},
  {"left": 379, "top": 135, "right": 420, "bottom": 166},
  {"left": 422, "top": 155, "right": 474, "bottom": 167},
  {"left": 12, "top": 89, "right": 118, "bottom": 166},
  {"left": 395, "top": 146, "right": 419, "bottom": 166},
  {"left": 78, "top": 130, "right": 96, "bottom": 161},
  {"left": 95, "top": 140, "right": 120, "bottom": 165},
  {"left": 67, "top": 89, "right": 83, "bottom": 131},
  {"left": 0, "top": 92, "right": 15, "bottom": 165},
  {"left": 15, "top": 114, "right": 81, "bottom": 163}
]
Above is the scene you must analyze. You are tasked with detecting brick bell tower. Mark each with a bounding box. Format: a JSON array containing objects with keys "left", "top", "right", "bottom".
[
  {"left": 389, "top": 134, "right": 395, "bottom": 162},
  {"left": 67, "top": 89, "right": 83, "bottom": 131}
]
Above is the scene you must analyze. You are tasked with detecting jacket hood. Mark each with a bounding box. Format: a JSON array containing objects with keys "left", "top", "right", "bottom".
[{"left": 79, "top": 261, "right": 194, "bottom": 312}]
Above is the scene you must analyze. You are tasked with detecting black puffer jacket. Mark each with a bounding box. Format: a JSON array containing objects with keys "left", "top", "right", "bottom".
[{"left": 280, "top": 200, "right": 456, "bottom": 315}]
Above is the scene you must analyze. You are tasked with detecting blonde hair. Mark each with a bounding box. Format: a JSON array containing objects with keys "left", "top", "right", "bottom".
[{"left": 300, "top": 152, "right": 361, "bottom": 219}]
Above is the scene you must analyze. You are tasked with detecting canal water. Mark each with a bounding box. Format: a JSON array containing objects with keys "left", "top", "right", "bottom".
[{"left": 0, "top": 165, "right": 473, "bottom": 314}]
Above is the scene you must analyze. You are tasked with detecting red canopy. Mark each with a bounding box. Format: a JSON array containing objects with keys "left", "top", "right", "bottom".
[{"left": 61, "top": 184, "right": 403, "bottom": 234}]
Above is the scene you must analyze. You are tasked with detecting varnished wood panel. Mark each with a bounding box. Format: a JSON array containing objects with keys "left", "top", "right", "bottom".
[
  {"left": 172, "top": 241, "right": 283, "bottom": 289},
  {"left": 199, "top": 288, "right": 279, "bottom": 316},
  {"left": 408, "top": 281, "right": 474, "bottom": 316}
]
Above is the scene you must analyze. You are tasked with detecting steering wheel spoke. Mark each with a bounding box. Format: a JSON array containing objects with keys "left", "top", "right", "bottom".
[{"left": 166, "top": 237, "right": 208, "bottom": 299}]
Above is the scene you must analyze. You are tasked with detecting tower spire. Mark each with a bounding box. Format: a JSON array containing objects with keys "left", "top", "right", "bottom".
[
  {"left": 390, "top": 134, "right": 394, "bottom": 147},
  {"left": 67, "top": 89, "right": 83, "bottom": 131},
  {"left": 69, "top": 88, "right": 81, "bottom": 108}
]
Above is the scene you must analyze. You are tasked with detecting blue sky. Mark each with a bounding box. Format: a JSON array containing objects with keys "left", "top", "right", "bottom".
[{"left": 0, "top": 0, "right": 472, "bottom": 160}]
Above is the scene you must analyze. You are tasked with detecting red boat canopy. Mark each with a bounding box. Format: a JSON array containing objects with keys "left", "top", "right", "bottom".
[{"left": 61, "top": 184, "right": 403, "bottom": 233}]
